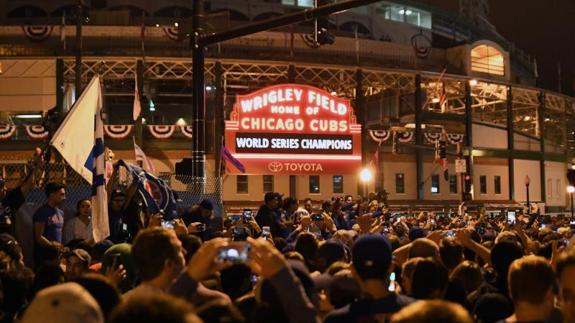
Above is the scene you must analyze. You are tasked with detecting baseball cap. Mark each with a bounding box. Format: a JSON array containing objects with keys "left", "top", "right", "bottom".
[
  {"left": 408, "top": 227, "right": 428, "bottom": 242},
  {"left": 199, "top": 199, "right": 214, "bottom": 211},
  {"left": 21, "top": 283, "right": 104, "bottom": 323},
  {"left": 65, "top": 249, "right": 92, "bottom": 266},
  {"left": 352, "top": 234, "right": 392, "bottom": 280}
]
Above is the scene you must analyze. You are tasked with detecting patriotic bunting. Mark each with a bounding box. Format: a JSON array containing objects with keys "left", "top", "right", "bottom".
[
  {"left": 0, "top": 125, "right": 16, "bottom": 140},
  {"left": 148, "top": 125, "right": 175, "bottom": 139},
  {"left": 104, "top": 125, "right": 133, "bottom": 139},
  {"left": 25, "top": 125, "right": 49, "bottom": 139}
]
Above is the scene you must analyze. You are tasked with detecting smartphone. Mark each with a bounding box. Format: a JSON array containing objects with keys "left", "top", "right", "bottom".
[
  {"left": 445, "top": 230, "right": 456, "bottom": 238},
  {"left": 217, "top": 243, "right": 251, "bottom": 264},
  {"left": 229, "top": 214, "right": 242, "bottom": 222},
  {"left": 388, "top": 272, "right": 396, "bottom": 292},
  {"left": 261, "top": 226, "right": 271, "bottom": 240},
  {"left": 122, "top": 223, "right": 128, "bottom": 231},
  {"left": 242, "top": 209, "right": 253, "bottom": 222},
  {"left": 161, "top": 220, "right": 175, "bottom": 229},
  {"left": 507, "top": 211, "right": 516, "bottom": 225},
  {"left": 109, "top": 253, "right": 121, "bottom": 270},
  {"left": 541, "top": 223, "right": 547, "bottom": 229},
  {"left": 232, "top": 226, "right": 250, "bottom": 241},
  {"left": 311, "top": 214, "right": 323, "bottom": 221}
]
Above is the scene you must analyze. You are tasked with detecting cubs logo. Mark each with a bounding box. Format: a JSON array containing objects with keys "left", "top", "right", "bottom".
[
  {"left": 143, "top": 178, "right": 163, "bottom": 207},
  {"left": 268, "top": 161, "right": 283, "bottom": 173}
]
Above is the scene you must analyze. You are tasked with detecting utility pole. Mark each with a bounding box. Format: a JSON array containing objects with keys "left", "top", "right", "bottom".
[
  {"left": 183, "top": 0, "right": 383, "bottom": 191},
  {"left": 75, "top": 0, "right": 83, "bottom": 100}
]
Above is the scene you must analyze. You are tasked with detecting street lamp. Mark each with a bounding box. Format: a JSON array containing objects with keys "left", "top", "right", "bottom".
[
  {"left": 567, "top": 186, "right": 575, "bottom": 218},
  {"left": 359, "top": 168, "right": 373, "bottom": 198},
  {"left": 524, "top": 175, "right": 531, "bottom": 215}
]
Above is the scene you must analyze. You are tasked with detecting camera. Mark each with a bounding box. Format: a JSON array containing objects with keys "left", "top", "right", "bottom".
[
  {"left": 507, "top": 211, "right": 516, "bottom": 226},
  {"left": 161, "top": 220, "right": 175, "bottom": 229},
  {"left": 261, "top": 226, "right": 271, "bottom": 240},
  {"left": 232, "top": 226, "right": 250, "bottom": 241},
  {"left": 217, "top": 243, "right": 251, "bottom": 264},
  {"left": 311, "top": 214, "right": 323, "bottom": 221},
  {"left": 243, "top": 209, "right": 253, "bottom": 222},
  {"left": 228, "top": 214, "right": 242, "bottom": 223}
]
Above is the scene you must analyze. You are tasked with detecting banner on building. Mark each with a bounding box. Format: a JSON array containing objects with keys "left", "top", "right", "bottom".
[{"left": 225, "top": 84, "right": 362, "bottom": 174}]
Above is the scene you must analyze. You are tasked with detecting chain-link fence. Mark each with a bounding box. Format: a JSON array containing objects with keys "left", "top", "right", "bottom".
[{"left": 1, "top": 161, "right": 223, "bottom": 216}]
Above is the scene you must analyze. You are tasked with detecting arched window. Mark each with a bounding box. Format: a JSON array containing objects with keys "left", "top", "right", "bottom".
[{"left": 471, "top": 44, "right": 505, "bottom": 76}]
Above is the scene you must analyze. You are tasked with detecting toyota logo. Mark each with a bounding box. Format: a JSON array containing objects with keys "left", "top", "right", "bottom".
[{"left": 268, "top": 161, "right": 283, "bottom": 173}]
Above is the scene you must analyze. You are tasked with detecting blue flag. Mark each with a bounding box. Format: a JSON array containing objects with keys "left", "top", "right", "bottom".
[{"left": 118, "top": 160, "right": 177, "bottom": 217}]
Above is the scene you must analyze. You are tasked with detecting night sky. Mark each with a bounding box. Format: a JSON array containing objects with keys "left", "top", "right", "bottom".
[{"left": 421, "top": 0, "right": 575, "bottom": 96}]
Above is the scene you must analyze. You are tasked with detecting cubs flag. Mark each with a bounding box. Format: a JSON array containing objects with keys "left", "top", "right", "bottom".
[
  {"left": 50, "top": 75, "right": 109, "bottom": 241},
  {"left": 118, "top": 160, "right": 177, "bottom": 217},
  {"left": 133, "top": 138, "right": 155, "bottom": 173}
]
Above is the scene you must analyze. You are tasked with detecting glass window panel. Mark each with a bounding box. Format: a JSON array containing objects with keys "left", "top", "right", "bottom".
[
  {"left": 333, "top": 175, "right": 343, "bottom": 194},
  {"left": 309, "top": 175, "right": 320, "bottom": 193},
  {"left": 480, "top": 176, "right": 487, "bottom": 194},
  {"left": 263, "top": 175, "right": 274, "bottom": 192},
  {"left": 495, "top": 176, "right": 501, "bottom": 195},
  {"left": 471, "top": 45, "right": 505, "bottom": 76},
  {"left": 237, "top": 175, "right": 248, "bottom": 194},
  {"left": 431, "top": 175, "right": 440, "bottom": 194},
  {"left": 449, "top": 175, "right": 458, "bottom": 194},
  {"left": 396, "top": 173, "right": 405, "bottom": 193}
]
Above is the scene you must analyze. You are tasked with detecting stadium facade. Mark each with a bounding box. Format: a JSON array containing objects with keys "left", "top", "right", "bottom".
[{"left": 0, "top": 0, "right": 573, "bottom": 212}]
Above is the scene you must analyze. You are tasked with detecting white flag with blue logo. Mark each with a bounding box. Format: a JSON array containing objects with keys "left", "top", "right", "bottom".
[
  {"left": 51, "top": 76, "right": 102, "bottom": 184},
  {"left": 50, "top": 76, "right": 109, "bottom": 241}
]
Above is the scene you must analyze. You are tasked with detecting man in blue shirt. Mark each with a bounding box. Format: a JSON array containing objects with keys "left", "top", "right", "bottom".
[{"left": 33, "top": 182, "right": 66, "bottom": 267}]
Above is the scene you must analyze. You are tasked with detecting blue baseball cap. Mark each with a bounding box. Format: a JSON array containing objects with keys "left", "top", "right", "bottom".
[{"left": 352, "top": 234, "right": 392, "bottom": 280}]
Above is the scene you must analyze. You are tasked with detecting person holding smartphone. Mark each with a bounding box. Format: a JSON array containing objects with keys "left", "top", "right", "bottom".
[{"left": 182, "top": 199, "right": 223, "bottom": 241}]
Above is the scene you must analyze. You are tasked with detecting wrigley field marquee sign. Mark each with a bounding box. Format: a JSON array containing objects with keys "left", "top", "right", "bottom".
[{"left": 224, "top": 84, "right": 362, "bottom": 174}]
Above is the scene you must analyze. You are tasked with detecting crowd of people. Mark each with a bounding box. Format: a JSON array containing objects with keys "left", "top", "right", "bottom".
[{"left": 1, "top": 176, "right": 575, "bottom": 323}]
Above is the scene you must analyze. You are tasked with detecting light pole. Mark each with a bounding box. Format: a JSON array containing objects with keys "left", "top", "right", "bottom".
[
  {"left": 567, "top": 186, "right": 575, "bottom": 218},
  {"left": 524, "top": 175, "right": 531, "bottom": 215}
]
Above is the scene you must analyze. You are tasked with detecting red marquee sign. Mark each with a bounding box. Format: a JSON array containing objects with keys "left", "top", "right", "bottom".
[{"left": 225, "top": 84, "right": 362, "bottom": 174}]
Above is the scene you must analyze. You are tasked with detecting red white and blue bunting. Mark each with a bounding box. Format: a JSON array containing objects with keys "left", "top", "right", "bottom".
[
  {"left": 368, "top": 130, "right": 392, "bottom": 144},
  {"left": 180, "top": 126, "right": 194, "bottom": 139},
  {"left": 424, "top": 132, "right": 442, "bottom": 144},
  {"left": 163, "top": 27, "right": 182, "bottom": 42},
  {"left": 22, "top": 25, "right": 53, "bottom": 42},
  {"left": 104, "top": 125, "right": 133, "bottom": 139},
  {"left": 0, "top": 125, "right": 16, "bottom": 140},
  {"left": 447, "top": 133, "right": 465, "bottom": 145},
  {"left": 25, "top": 125, "right": 48, "bottom": 139},
  {"left": 369, "top": 129, "right": 464, "bottom": 145},
  {"left": 148, "top": 125, "right": 175, "bottom": 139},
  {"left": 396, "top": 131, "right": 414, "bottom": 143}
]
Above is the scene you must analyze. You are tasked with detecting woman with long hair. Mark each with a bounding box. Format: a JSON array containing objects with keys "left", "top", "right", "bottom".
[{"left": 64, "top": 199, "right": 93, "bottom": 244}]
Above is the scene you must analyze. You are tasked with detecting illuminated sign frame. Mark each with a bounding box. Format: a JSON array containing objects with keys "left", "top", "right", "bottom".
[{"left": 225, "top": 84, "right": 362, "bottom": 175}]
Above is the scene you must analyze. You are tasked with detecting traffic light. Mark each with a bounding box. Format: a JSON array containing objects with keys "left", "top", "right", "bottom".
[
  {"left": 316, "top": 0, "right": 335, "bottom": 46},
  {"left": 175, "top": 158, "right": 194, "bottom": 182}
]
